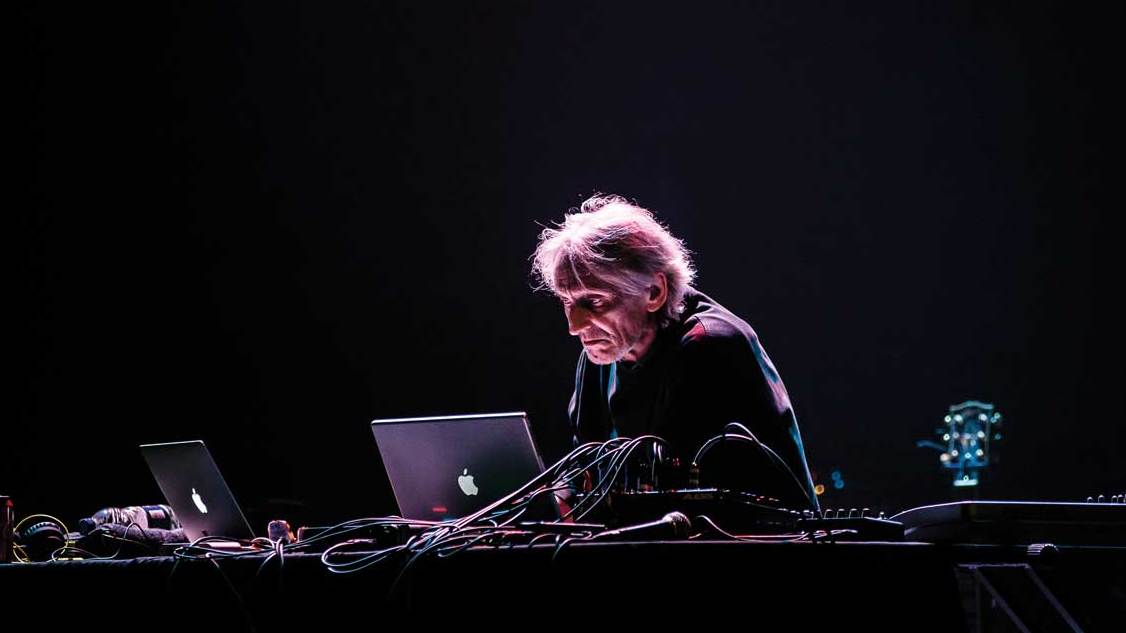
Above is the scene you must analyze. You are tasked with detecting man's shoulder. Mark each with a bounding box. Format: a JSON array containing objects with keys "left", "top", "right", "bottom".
[
  {"left": 669, "top": 289, "right": 792, "bottom": 414},
  {"left": 677, "top": 289, "right": 759, "bottom": 350}
]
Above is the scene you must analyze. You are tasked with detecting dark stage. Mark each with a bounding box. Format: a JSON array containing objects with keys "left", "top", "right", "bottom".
[{"left": 10, "top": 1, "right": 1124, "bottom": 629}]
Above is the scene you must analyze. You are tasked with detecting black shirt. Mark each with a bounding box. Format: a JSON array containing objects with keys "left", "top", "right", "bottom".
[{"left": 567, "top": 288, "right": 818, "bottom": 509}]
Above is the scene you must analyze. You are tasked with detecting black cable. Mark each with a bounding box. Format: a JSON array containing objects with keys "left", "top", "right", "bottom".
[
  {"left": 563, "top": 436, "right": 667, "bottom": 521},
  {"left": 692, "top": 424, "right": 815, "bottom": 509},
  {"left": 315, "top": 437, "right": 669, "bottom": 591},
  {"left": 551, "top": 534, "right": 593, "bottom": 563},
  {"left": 207, "top": 558, "right": 258, "bottom": 633},
  {"left": 722, "top": 423, "right": 812, "bottom": 507}
]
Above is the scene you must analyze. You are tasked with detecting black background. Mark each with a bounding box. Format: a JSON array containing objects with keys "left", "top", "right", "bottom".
[{"left": 13, "top": 1, "right": 1122, "bottom": 529}]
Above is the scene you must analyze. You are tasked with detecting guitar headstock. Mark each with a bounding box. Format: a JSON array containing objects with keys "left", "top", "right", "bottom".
[{"left": 936, "top": 400, "right": 1002, "bottom": 487}]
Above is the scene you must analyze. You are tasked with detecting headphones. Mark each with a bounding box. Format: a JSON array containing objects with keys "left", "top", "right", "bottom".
[{"left": 13, "top": 514, "right": 73, "bottom": 562}]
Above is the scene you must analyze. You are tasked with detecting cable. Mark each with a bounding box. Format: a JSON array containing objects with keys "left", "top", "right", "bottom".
[
  {"left": 12, "top": 513, "right": 73, "bottom": 563},
  {"left": 551, "top": 534, "right": 593, "bottom": 562},
  {"left": 561, "top": 436, "right": 668, "bottom": 521},
  {"left": 692, "top": 423, "right": 815, "bottom": 509},
  {"left": 58, "top": 521, "right": 153, "bottom": 560},
  {"left": 206, "top": 558, "right": 258, "bottom": 632},
  {"left": 315, "top": 436, "right": 670, "bottom": 595}
]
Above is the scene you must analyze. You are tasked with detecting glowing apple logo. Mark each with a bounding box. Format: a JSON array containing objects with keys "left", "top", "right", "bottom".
[
  {"left": 191, "top": 488, "right": 209, "bottom": 514},
  {"left": 457, "top": 468, "right": 479, "bottom": 496}
]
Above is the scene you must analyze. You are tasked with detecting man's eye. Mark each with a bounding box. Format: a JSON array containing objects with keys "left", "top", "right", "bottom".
[{"left": 563, "top": 296, "right": 608, "bottom": 310}]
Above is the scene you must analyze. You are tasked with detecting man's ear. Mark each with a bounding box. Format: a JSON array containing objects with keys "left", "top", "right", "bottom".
[{"left": 646, "top": 272, "right": 669, "bottom": 313}]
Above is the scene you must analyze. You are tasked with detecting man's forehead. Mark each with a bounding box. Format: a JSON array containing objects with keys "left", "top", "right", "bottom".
[
  {"left": 557, "top": 286, "right": 615, "bottom": 301},
  {"left": 551, "top": 256, "right": 624, "bottom": 300}
]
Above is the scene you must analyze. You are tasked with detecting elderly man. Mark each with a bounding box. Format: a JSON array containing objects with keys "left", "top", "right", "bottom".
[{"left": 532, "top": 194, "right": 818, "bottom": 510}]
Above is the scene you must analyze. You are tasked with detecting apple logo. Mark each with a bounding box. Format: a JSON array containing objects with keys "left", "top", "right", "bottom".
[
  {"left": 457, "top": 468, "right": 479, "bottom": 496},
  {"left": 191, "top": 488, "right": 209, "bottom": 514}
]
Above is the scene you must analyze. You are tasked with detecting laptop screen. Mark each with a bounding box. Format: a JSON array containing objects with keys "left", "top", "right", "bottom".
[
  {"left": 370, "top": 412, "right": 555, "bottom": 522},
  {"left": 140, "top": 440, "right": 255, "bottom": 541}
]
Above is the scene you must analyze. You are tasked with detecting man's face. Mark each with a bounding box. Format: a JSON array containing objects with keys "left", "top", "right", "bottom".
[{"left": 559, "top": 284, "right": 655, "bottom": 365}]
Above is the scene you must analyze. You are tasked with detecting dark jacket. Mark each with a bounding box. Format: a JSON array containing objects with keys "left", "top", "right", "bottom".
[{"left": 568, "top": 288, "right": 818, "bottom": 509}]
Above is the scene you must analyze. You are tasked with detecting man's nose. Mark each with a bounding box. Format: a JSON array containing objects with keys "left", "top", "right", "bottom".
[{"left": 566, "top": 305, "right": 590, "bottom": 336}]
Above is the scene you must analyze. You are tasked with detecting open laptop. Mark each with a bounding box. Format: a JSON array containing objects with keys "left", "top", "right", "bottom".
[
  {"left": 370, "top": 412, "right": 557, "bottom": 522},
  {"left": 140, "top": 440, "right": 255, "bottom": 542}
]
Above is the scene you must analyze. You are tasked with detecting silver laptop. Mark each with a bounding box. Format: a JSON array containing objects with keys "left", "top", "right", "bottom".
[
  {"left": 370, "top": 412, "right": 556, "bottom": 522},
  {"left": 140, "top": 440, "right": 255, "bottom": 542}
]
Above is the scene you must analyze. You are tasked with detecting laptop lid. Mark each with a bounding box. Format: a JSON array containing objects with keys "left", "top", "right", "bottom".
[
  {"left": 139, "top": 440, "right": 255, "bottom": 542},
  {"left": 370, "top": 412, "right": 556, "bottom": 522}
]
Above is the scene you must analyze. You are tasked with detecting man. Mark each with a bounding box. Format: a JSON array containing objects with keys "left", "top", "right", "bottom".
[{"left": 532, "top": 194, "right": 818, "bottom": 510}]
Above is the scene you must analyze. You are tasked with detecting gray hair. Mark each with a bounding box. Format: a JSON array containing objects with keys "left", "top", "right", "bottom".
[{"left": 531, "top": 194, "right": 696, "bottom": 325}]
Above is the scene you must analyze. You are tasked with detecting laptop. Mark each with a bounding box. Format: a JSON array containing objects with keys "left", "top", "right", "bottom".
[
  {"left": 370, "top": 412, "right": 557, "bottom": 522},
  {"left": 140, "top": 440, "right": 255, "bottom": 542}
]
